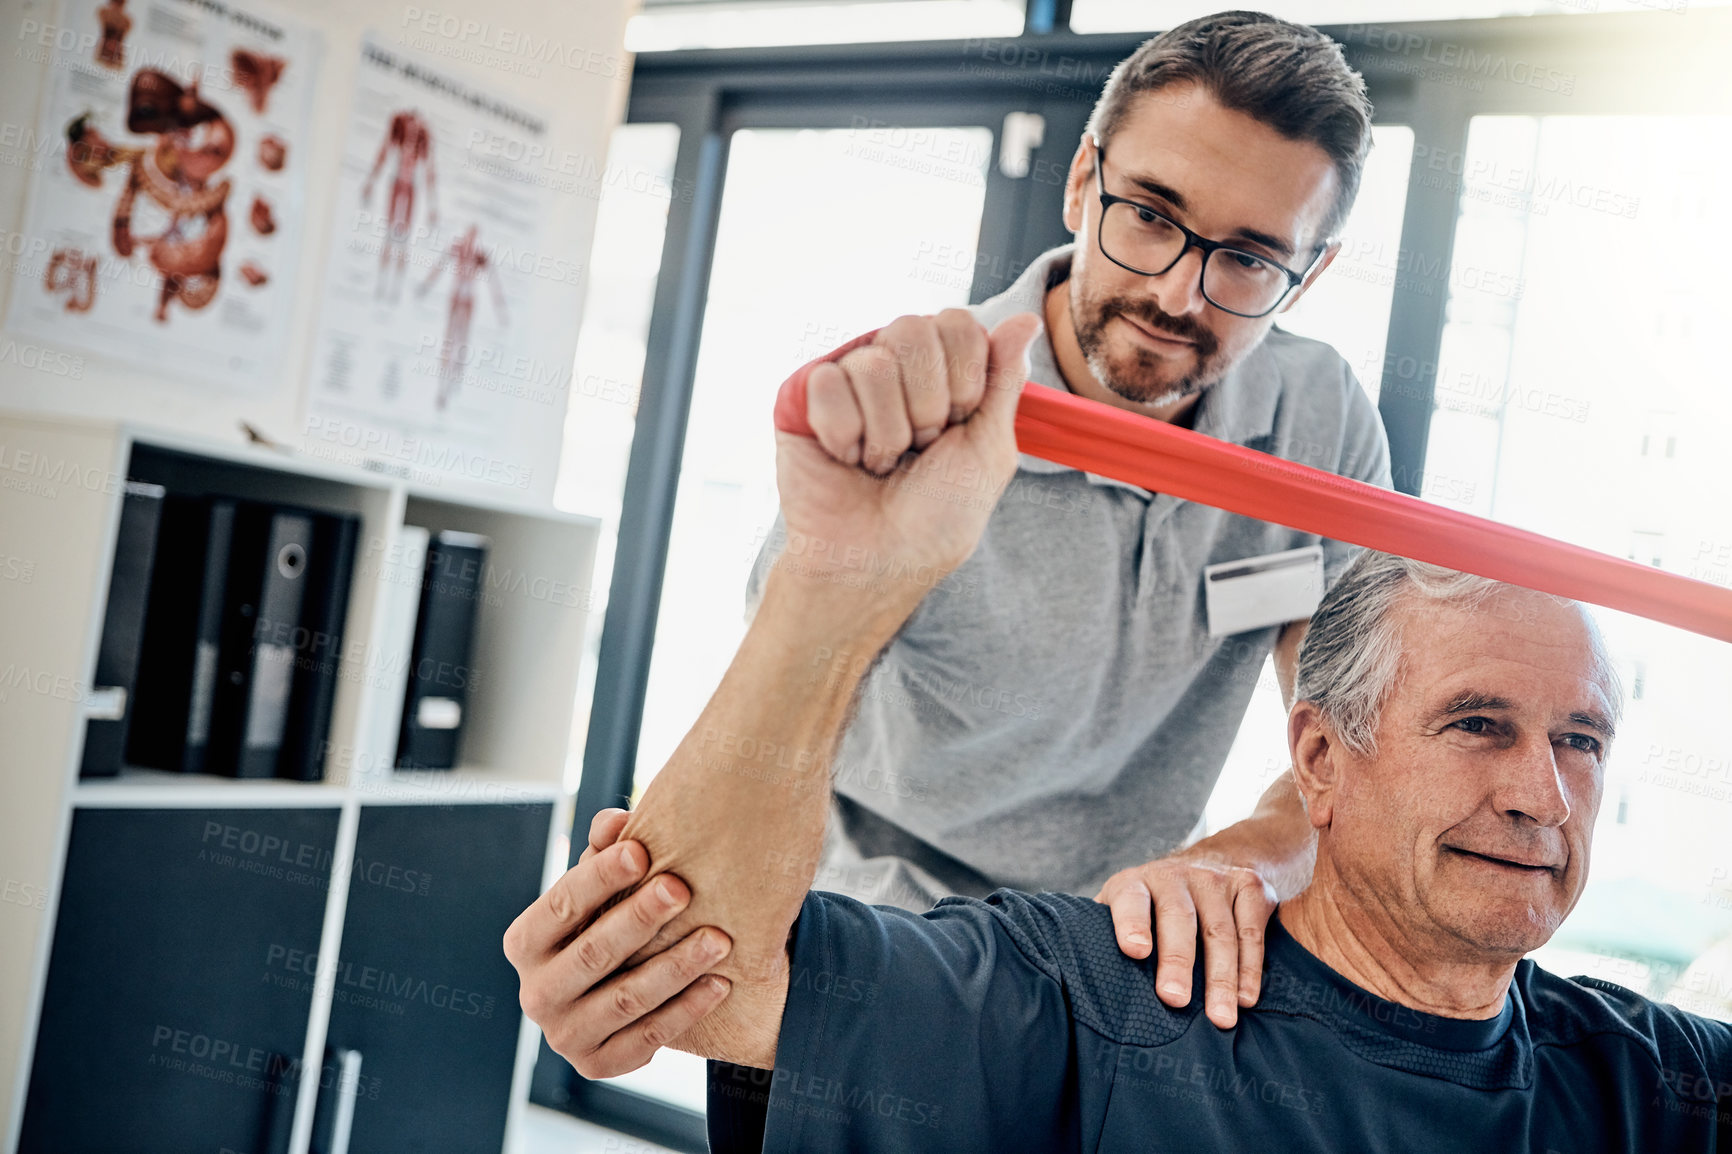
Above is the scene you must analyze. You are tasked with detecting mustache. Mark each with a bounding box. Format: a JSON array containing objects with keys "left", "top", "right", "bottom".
[{"left": 1110, "top": 300, "right": 1218, "bottom": 356}]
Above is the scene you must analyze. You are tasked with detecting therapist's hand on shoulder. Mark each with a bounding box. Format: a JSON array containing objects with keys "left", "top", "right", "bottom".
[
  {"left": 505, "top": 808, "right": 728, "bottom": 1078},
  {"left": 1095, "top": 771, "right": 1314, "bottom": 1029},
  {"left": 1095, "top": 851, "right": 1278, "bottom": 1031}
]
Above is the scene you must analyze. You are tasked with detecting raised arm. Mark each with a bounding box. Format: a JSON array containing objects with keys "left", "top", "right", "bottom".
[{"left": 506, "top": 312, "right": 1042, "bottom": 1069}]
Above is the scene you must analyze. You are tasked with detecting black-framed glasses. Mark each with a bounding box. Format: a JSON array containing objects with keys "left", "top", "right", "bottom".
[{"left": 1092, "top": 139, "right": 1327, "bottom": 319}]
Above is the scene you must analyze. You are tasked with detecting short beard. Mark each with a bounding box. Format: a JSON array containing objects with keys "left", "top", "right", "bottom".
[
  {"left": 1082, "top": 346, "right": 1200, "bottom": 409},
  {"left": 1074, "top": 294, "right": 1225, "bottom": 408}
]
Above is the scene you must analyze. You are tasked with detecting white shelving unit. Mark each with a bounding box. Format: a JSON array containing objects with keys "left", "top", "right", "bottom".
[{"left": 0, "top": 409, "right": 600, "bottom": 1152}]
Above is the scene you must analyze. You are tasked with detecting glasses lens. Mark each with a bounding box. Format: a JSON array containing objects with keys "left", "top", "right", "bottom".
[
  {"left": 1100, "top": 200, "right": 1186, "bottom": 277},
  {"left": 1202, "top": 247, "right": 1289, "bottom": 316},
  {"left": 1100, "top": 201, "right": 1289, "bottom": 316}
]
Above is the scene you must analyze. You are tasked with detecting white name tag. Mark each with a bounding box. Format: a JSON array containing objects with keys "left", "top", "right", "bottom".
[{"left": 1203, "top": 545, "right": 1326, "bottom": 638}]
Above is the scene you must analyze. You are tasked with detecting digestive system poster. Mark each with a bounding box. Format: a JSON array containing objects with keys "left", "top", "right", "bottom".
[{"left": 7, "top": 0, "right": 320, "bottom": 389}]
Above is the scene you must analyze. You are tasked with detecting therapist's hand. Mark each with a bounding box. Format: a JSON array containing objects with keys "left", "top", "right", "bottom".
[
  {"left": 1094, "top": 771, "right": 1314, "bottom": 1030},
  {"left": 505, "top": 808, "right": 732, "bottom": 1078},
  {"left": 1095, "top": 849, "right": 1277, "bottom": 1031}
]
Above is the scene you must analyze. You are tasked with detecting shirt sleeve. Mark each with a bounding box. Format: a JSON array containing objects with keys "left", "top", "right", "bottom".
[
  {"left": 1321, "top": 358, "right": 1394, "bottom": 588},
  {"left": 708, "top": 888, "right": 1097, "bottom": 1154}
]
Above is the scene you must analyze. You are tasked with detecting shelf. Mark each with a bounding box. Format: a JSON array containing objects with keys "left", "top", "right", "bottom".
[
  {"left": 73, "top": 767, "right": 350, "bottom": 809},
  {"left": 1, "top": 409, "right": 597, "bottom": 1150},
  {"left": 71, "top": 766, "right": 567, "bottom": 808}
]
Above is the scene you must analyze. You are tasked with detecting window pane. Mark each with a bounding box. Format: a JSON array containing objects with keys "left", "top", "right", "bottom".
[
  {"left": 612, "top": 122, "right": 995, "bottom": 1111},
  {"left": 627, "top": 0, "right": 1022, "bottom": 51},
  {"left": 1272, "top": 123, "right": 1414, "bottom": 407},
  {"left": 1068, "top": 0, "right": 1715, "bottom": 35},
  {"left": 553, "top": 122, "right": 681, "bottom": 792},
  {"left": 1422, "top": 114, "right": 1732, "bottom": 1018}
]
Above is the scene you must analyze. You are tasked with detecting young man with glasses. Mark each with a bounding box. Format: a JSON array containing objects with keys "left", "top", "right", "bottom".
[{"left": 513, "top": 10, "right": 1395, "bottom": 1079}]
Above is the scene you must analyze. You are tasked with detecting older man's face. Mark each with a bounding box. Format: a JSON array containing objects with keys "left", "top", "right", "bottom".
[{"left": 1328, "top": 590, "right": 1617, "bottom": 961}]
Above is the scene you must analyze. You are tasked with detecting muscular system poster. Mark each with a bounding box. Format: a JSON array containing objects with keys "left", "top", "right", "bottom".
[
  {"left": 6, "top": 0, "right": 320, "bottom": 389},
  {"left": 301, "top": 33, "right": 564, "bottom": 495}
]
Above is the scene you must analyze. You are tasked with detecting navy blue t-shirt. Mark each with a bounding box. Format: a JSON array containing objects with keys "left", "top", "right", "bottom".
[{"left": 705, "top": 889, "right": 1732, "bottom": 1152}]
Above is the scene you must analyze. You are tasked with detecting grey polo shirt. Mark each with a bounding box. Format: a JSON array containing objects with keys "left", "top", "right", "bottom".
[{"left": 747, "top": 241, "right": 1392, "bottom": 909}]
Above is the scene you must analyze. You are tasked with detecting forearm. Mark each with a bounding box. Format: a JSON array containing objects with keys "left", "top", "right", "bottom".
[
  {"left": 617, "top": 565, "right": 920, "bottom": 1064},
  {"left": 1187, "top": 771, "right": 1316, "bottom": 901}
]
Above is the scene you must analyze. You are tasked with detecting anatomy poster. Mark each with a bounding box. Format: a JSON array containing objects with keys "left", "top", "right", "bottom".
[
  {"left": 302, "top": 33, "right": 562, "bottom": 493},
  {"left": 6, "top": 0, "right": 320, "bottom": 389}
]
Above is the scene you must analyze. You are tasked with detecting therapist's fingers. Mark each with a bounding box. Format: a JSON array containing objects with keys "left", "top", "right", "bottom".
[
  {"left": 1233, "top": 875, "right": 1278, "bottom": 1010},
  {"left": 1192, "top": 879, "right": 1244, "bottom": 1030},
  {"left": 579, "top": 808, "right": 632, "bottom": 866},
  {"left": 1096, "top": 868, "right": 1155, "bottom": 960},
  {"left": 1149, "top": 881, "right": 1201, "bottom": 1010}
]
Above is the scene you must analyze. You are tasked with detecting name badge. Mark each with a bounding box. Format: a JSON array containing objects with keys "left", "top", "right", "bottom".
[{"left": 1203, "top": 545, "right": 1326, "bottom": 638}]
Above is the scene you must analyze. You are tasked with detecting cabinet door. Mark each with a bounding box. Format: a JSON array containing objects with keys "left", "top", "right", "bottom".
[
  {"left": 315, "top": 802, "right": 552, "bottom": 1154},
  {"left": 21, "top": 806, "right": 342, "bottom": 1154}
]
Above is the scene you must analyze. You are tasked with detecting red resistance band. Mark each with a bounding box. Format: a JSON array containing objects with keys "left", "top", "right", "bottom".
[{"left": 773, "top": 327, "right": 1732, "bottom": 644}]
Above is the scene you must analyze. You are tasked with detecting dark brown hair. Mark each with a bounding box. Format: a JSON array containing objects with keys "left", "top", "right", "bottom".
[{"left": 1085, "top": 10, "right": 1374, "bottom": 246}]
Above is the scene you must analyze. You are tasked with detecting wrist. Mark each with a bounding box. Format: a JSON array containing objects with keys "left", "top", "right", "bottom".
[
  {"left": 757, "top": 559, "right": 925, "bottom": 659},
  {"left": 1183, "top": 818, "right": 1307, "bottom": 874}
]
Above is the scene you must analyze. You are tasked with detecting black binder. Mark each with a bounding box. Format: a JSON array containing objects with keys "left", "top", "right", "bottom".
[
  {"left": 128, "top": 495, "right": 237, "bottom": 774},
  {"left": 80, "top": 481, "right": 165, "bottom": 777},
  {"left": 278, "top": 511, "right": 360, "bottom": 781},
  {"left": 396, "top": 530, "right": 488, "bottom": 770},
  {"left": 209, "top": 502, "right": 317, "bottom": 778}
]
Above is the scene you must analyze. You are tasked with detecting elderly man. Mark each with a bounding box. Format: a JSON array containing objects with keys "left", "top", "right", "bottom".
[{"left": 507, "top": 319, "right": 1730, "bottom": 1150}]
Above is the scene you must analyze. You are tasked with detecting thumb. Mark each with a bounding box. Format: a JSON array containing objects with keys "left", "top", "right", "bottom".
[{"left": 975, "top": 312, "right": 1041, "bottom": 433}]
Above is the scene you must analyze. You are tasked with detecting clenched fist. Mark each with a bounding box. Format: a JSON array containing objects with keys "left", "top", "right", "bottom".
[
  {"left": 775, "top": 310, "right": 1043, "bottom": 606},
  {"left": 805, "top": 309, "right": 1028, "bottom": 474}
]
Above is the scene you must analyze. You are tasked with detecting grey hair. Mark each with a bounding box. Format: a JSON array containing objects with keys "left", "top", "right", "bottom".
[
  {"left": 1294, "top": 550, "right": 1624, "bottom": 757},
  {"left": 1083, "top": 10, "right": 1374, "bottom": 245}
]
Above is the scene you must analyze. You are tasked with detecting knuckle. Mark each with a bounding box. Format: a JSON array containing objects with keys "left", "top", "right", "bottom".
[
  {"left": 639, "top": 1018, "right": 675, "bottom": 1051},
  {"left": 610, "top": 983, "right": 647, "bottom": 1022},
  {"left": 1156, "top": 950, "right": 1191, "bottom": 969},
  {"left": 1202, "top": 919, "right": 1238, "bottom": 943},
  {"left": 630, "top": 890, "right": 665, "bottom": 931},
  {"left": 571, "top": 933, "right": 610, "bottom": 976},
  {"left": 544, "top": 884, "right": 576, "bottom": 927},
  {"left": 518, "top": 983, "right": 548, "bottom": 1024}
]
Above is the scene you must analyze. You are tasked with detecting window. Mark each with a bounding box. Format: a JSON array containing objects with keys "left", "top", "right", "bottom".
[
  {"left": 1067, "top": 0, "right": 1712, "bottom": 36},
  {"left": 554, "top": 122, "right": 682, "bottom": 792},
  {"left": 1422, "top": 113, "right": 1732, "bottom": 1020},
  {"left": 1272, "top": 124, "right": 1415, "bottom": 407},
  {"left": 626, "top": 0, "right": 1023, "bottom": 51}
]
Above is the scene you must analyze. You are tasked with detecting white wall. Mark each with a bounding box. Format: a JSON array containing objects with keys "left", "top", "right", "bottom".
[{"left": 0, "top": 0, "right": 640, "bottom": 505}]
